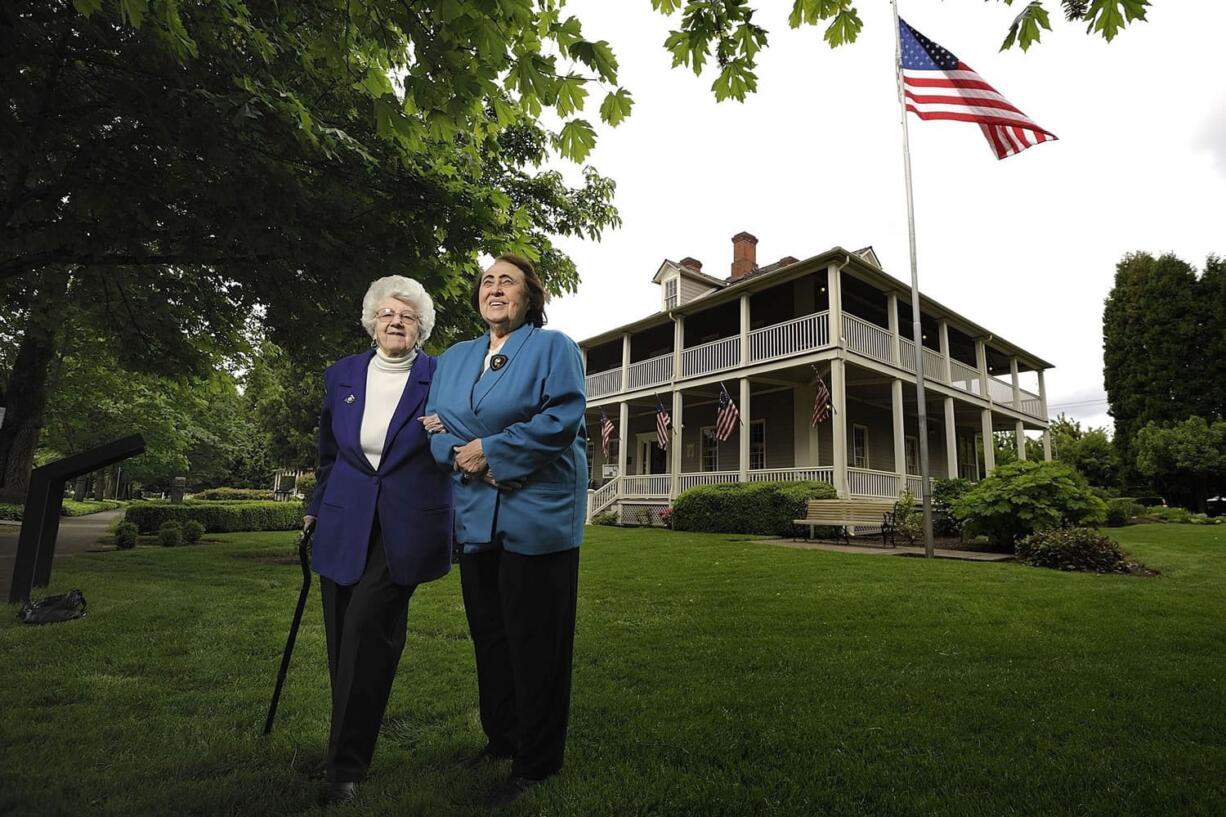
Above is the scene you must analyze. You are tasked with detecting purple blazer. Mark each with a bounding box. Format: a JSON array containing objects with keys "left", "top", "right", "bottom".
[{"left": 307, "top": 350, "right": 452, "bottom": 587}]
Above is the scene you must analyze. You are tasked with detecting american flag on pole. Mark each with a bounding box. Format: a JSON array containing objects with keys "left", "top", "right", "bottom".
[
  {"left": 714, "top": 384, "right": 740, "bottom": 442},
  {"left": 599, "top": 411, "right": 615, "bottom": 458},
  {"left": 811, "top": 373, "right": 831, "bottom": 426},
  {"left": 655, "top": 398, "right": 671, "bottom": 450},
  {"left": 899, "top": 17, "right": 1056, "bottom": 160}
]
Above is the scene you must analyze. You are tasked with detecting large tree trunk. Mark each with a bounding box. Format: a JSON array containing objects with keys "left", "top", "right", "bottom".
[{"left": 0, "top": 271, "right": 69, "bottom": 502}]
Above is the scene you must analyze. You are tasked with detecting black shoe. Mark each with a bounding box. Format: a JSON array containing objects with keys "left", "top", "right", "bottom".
[
  {"left": 483, "top": 776, "right": 540, "bottom": 809},
  {"left": 319, "top": 781, "right": 358, "bottom": 807}
]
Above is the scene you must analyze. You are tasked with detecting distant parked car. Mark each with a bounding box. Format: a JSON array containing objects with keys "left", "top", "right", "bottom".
[{"left": 1134, "top": 496, "right": 1167, "bottom": 508}]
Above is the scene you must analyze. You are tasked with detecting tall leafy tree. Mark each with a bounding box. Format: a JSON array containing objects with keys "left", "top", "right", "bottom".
[
  {"left": 1134, "top": 417, "right": 1226, "bottom": 512},
  {"left": 1102, "top": 252, "right": 1219, "bottom": 484}
]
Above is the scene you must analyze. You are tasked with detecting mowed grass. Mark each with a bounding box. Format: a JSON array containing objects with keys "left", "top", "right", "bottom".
[{"left": 1, "top": 524, "right": 1224, "bottom": 817}]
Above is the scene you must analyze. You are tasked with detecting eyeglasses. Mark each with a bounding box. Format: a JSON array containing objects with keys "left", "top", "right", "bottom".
[{"left": 375, "top": 309, "right": 418, "bottom": 324}]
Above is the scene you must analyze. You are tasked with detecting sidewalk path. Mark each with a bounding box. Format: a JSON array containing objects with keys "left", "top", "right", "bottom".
[{"left": 0, "top": 508, "right": 126, "bottom": 598}]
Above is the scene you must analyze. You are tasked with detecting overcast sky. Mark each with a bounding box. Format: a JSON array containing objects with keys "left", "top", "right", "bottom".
[{"left": 541, "top": 1, "right": 1226, "bottom": 432}]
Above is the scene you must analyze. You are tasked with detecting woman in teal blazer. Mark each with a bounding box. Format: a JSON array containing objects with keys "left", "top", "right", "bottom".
[{"left": 421, "top": 254, "right": 587, "bottom": 808}]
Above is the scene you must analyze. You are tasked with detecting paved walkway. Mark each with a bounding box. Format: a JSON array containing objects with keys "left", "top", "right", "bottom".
[
  {"left": 762, "top": 537, "right": 1013, "bottom": 562},
  {"left": 0, "top": 509, "right": 126, "bottom": 598}
]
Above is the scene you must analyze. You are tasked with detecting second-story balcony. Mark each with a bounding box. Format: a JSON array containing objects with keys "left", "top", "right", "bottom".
[{"left": 585, "top": 308, "right": 1044, "bottom": 418}]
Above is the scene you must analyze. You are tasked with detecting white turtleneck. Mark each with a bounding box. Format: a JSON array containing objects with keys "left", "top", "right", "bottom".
[{"left": 360, "top": 348, "right": 416, "bottom": 470}]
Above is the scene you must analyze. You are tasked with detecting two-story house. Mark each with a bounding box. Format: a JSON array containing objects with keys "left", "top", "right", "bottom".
[{"left": 581, "top": 232, "right": 1053, "bottom": 525}]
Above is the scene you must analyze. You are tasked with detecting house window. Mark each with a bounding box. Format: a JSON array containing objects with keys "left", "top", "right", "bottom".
[
  {"left": 905, "top": 436, "right": 919, "bottom": 475},
  {"left": 750, "top": 420, "right": 766, "bottom": 470},
  {"left": 701, "top": 426, "right": 719, "bottom": 471},
  {"left": 959, "top": 436, "right": 979, "bottom": 480},
  {"left": 664, "top": 277, "right": 679, "bottom": 310},
  {"left": 852, "top": 424, "right": 869, "bottom": 468}
]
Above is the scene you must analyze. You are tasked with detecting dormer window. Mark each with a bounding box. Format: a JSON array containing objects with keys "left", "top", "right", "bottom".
[{"left": 663, "top": 277, "right": 678, "bottom": 310}]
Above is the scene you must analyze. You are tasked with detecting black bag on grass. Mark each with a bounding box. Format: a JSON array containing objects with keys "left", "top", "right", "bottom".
[{"left": 17, "top": 589, "right": 87, "bottom": 624}]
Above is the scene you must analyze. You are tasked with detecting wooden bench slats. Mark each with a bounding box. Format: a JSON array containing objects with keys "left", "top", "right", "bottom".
[{"left": 792, "top": 499, "right": 899, "bottom": 547}]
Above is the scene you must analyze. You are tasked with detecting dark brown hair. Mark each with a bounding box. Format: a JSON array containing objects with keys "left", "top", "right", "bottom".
[{"left": 471, "top": 253, "right": 548, "bottom": 328}]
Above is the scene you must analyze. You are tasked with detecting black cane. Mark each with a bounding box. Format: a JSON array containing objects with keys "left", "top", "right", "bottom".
[{"left": 263, "top": 523, "right": 314, "bottom": 735}]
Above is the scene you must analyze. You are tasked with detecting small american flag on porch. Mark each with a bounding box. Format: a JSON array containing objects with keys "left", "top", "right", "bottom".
[
  {"left": 811, "top": 373, "right": 831, "bottom": 426},
  {"left": 656, "top": 398, "right": 671, "bottom": 450},
  {"left": 599, "top": 411, "right": 615, "bottom": 458},
  {"left": 714, "top": 384, "right": 740, "bottom": 442}
]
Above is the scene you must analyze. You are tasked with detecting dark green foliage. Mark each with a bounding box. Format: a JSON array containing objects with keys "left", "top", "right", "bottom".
[
  {"left": 126, "top": 501, "right": 301, "bottom": 534},
  {"left": 193, "top": 488, "right": 272, "bottom": 502},
  {"left": 892, "top": 489, "right": 921, "bottom": 545},
  {"left": 295, "top": 473, "right": 317, "bottom": 513},
  {"left": 671, "top": 481, "right": 837, "bottom": 536},
  {"left": 1015, "top": 527, "right": 1129, "bottom": 573},
  {"left": 157, "top": 521, "right": 183, "bottom": 548},
  {"left": 60, "top": 500, "right": 124, "bottom": 516},
  {"left": 1143, "top": 506, "right": 1193, "bottom": 524},
  {"left": 181, "top": 520, "right": 205, "bottom": 544},
  {"left": 932, "top": 478, "right": 973, "bottom": 537},
  {"left": 1105, "top": 498, "right": 1143, "bottom": 527},
  {"left": 954, "top": 461, "right": 1107, "bottom": 547},
  {"left": 1134, "top": 416, "right": 1226, "bottom": 513},
  {"left": 591, "top": 510, "right": 618, "bottom": 526},
  {"left": 0, "top": 502, "right": 21, "bottom": 521},
  {"left": 114, "top": 522, "right": 138, "bottom": 550}
]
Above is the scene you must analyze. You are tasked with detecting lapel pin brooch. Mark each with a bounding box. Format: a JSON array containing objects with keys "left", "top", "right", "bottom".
[
  {"left": 344, "top": 394, "right": 356, "bottom": 404},
  {"left": 490, "top": 354, "right": 508, "bottom": 371}
]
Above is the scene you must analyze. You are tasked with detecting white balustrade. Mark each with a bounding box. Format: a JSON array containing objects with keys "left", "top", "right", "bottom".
[
  {"left": 626, "top": 353, "right": 673, "bottom": 391},
  {"left": 681, "top": 336, "right": 741, "bottom": 378},
  {"left": 746, "top": 467, "right": 835, "bottom": 486},
  {"left": 621, "top": 474, "right": 671, "bottom": 496},
  {"left": 848, "top": 467, "right": 900, "bottom": 499},
  {"left": 749, "top": 312, "right": 830, "bottom": 363},
  {"left": 585, "top": 368, "right": 622, "bottom": 399},
  {"left": 898, "top": 338, "right": 917, "bottom": 374},
  {"left": 678, "top": 471, "right": 740, "bottom": 491},
  {"left": 1020, "top": 397, "right": 1043, "bottom": 417},
  {"left": 586, "top": 477, "right": 620, "bottom": 521},
  {"left": 906, "top": 475, "right": 925, "bottom": 497},
  {"left": 949, "top": 359, "right": 981, "bottom": 393},
  {"left": 922, "top": 347, "right": 948, "bottom": 383},
  {"left": 842, "top": 314, "right": 895, "bottom": 364}
]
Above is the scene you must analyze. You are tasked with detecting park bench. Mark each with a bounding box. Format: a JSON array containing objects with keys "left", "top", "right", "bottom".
[{"left": 792, "top": 499, "right": 898, "bottom": 547}]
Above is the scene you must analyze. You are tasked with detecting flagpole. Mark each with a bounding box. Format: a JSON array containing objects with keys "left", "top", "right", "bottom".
[{"left": 891, "top": 0, "right": 936, "bottom": 559}]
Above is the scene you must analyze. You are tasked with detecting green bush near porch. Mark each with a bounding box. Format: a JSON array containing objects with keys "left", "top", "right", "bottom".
[
  {"left": 671, "top": 480, "right": 837, "bottom": 536},
  {"left": 124, "top": 500, "right": 301, "bottom": 534},
  {"left": 954, "top": 460, "right": 1106, "bottom": 548}
]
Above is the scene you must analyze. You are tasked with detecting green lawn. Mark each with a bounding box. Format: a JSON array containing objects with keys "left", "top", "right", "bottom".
[{"left": 2, "top": 525, "right": 1223, "bottom": 817}]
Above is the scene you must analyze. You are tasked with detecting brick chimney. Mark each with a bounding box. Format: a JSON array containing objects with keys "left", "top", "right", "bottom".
[
  {"left": 730, "top": 232, "right": 758, "bottom": 280},
  {"left": 680, "top": 257, "right": 703, "bottom": 272}
]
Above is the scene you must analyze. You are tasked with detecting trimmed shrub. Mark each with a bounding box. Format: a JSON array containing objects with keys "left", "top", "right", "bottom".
[
  {"left": 114, "top": 522, "right": 139, "bottom": 550},
  {"left": 62, "top": 499, "right": 125, "bottom": 516},
  {"left": 125, "top": 501, "right": 302, "bottom": 534},
  {"left": 672, "top": 480, "right": 837, "bottom": 536},
  {"left": 893, "top": 489, "right": 922, "bottom": 545},
  {"left": 932, "top": 478, "right": 973, "bottom": 537},
  {"left": 1016, "top": 527, "right": 1127, "bottom": 573},
  {"left": 192, "top": 487, "right": 272, "bottom": 501},
  {"left": 1188, "top": 513, "right": 1224, "bottom": 525},
  {"left": 591, "top": 510, "right": 618, "bottom": 526},
  {"left": 296, "top": 472, "right": 317, "bottom": 510},
  {"left": 953, "top": 460, "right": 1106, "bottom": 548},
  {"left": 158, "top": 521, "right": 183, "bottom": 547},
  {"left": 1105, "top": 498, "right": 1143, "bottom": 527},
  {"left": 182, "top": 520, "right": 206, "bottom": 544},
  {"left": 1144, "top": 506, "right": 1192, "bottom": 524}
]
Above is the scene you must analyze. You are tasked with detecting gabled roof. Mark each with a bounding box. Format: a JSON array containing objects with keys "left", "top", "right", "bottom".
[{"left": 651, "top": 259, "right": 729, "bottom": 290}]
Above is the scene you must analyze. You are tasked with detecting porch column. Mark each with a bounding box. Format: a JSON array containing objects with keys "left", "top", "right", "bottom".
[
  {"left": 944, "top": 397, "right": 958, "bottom": 478},
  {"left": 1010, "top": 357, "right": 1021, "bottom": 410},
  {"left": 1038, "top": 369, "right": 1052, "bottom": 461},
  {"left": 831, "top": 358, "right": 848, "bottom": 497},
  {"left": 938, "top": 320, "right": 952, "bottom": 383},
  {"left": 891, "top": 378, "right": 905, "bottom": 484},
  {"left": 975, "top": 338, "right": 990, "bottom": 399},
  {"left": 671, "top": 390, "right": 684, "bottom": 498},
  {"left": 617, "top": 401, "right": 630, "bottom": 479},
  {"left": 589, "top": 411, "right": 605, "bottom": 478},
  {"left": 673, "top": 316, "right": 684, "bottom": 380},
  {"left": 740, "top": 294, "right": 750, "bottom": 366},
  {"left": 580, "top": 346, "right": 587, "bottom": 372},
  {"left": 828, "top": 261, "right": 844, "bottom": 344},
  {"left": 738, "top": 378, "right": 751, "bottom": 481},
  {"left": 887, "top": 292, "right": 901, "bottom": 365},
  {"left": 1016, "top": 420, "right": 1027, "bottom": 460},
  {"left": 981, "top": 409, "right": 996, "bottom": 474},
  {"left": 621, "top": 333, "right": 631, "bottom": 393}
]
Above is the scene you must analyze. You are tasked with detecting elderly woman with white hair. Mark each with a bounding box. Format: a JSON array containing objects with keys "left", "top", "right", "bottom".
[{"left": 302, "top": 275, "right": 453, "bottom": 806}]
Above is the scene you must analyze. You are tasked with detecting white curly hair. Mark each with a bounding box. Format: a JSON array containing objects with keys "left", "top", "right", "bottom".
[{"left": 360, "top": 275, "right": 436, "bottom": 345}]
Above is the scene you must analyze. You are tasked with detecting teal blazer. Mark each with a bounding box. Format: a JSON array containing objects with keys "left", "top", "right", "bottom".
[{"left": 425, "top": 323, "right": 588, "bottom": 555}]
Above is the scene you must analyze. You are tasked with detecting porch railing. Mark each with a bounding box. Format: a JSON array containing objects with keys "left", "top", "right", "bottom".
[
  {"left": 585, "top": 368, "right": 622, "bottom": 400},
  {"left": 842, "top": 314, "right": 895, "bottom": 365},
  {"left": 682, "top": 336, "right": 741, "bottom": 378},
  {"left": 678, "top": 471, "right": 740, "bottom": 491},
  {"left": 747, "top": 467, "right": 835, "bottom": 485},
  {"left": 627, "top": 353, "right": 673, "bottom": 391},
  {"left": 923, "top": 347, "right": 948, "bottom": 384},
  {"left": 586, "top": 477, "right": 620, "bottom": 521},
  {"left": 949, "top": 359, "right": 981, "bottom": 394},
  {"left": 749, "top": 312, "right": 829, "bottom": 363},
  {"left": 847, "top": 467, "right": 899, "bottom": 499},
  {"left": 622, "top": 474, "right": 671, "bottom": 496},
  {"left": 986, "top": 377, "right": 1043, "bottom": 418}
]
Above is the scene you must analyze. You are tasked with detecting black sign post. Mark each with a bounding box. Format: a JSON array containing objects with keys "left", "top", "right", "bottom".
[{"left": 8, "top": 434, "right": 146, "bottom": 605}]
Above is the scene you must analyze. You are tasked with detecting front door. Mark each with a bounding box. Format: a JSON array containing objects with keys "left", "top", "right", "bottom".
[{"left": 636, "top": 432, "right": 667, "bottom": 475}]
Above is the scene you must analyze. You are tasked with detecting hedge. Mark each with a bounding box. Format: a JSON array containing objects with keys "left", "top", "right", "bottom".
[
  {"left": 671, "top": 480, "right": 837, "bottom": 536},
  {"left": 0, "top": 499, "right": 124, "bottom": 521},
  {"left": 192, "top": 487, "right": 273, "bottom": 501},
  {"left": 124, "top": 501, "right": 302, "bottom": 534}
]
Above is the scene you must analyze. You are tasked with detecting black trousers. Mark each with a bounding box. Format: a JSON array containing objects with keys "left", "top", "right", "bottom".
[
  {"left": 319, "top": 523, "right": 416, "bottom": 783},
  {"left": 460, "top": 546, "right": 580, "bottom": 781}
]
